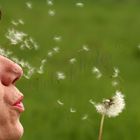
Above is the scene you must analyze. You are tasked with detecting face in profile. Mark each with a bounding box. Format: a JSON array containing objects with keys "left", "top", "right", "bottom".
[{"left": 0, "top": 55, "right": 24, "bottom": 140}]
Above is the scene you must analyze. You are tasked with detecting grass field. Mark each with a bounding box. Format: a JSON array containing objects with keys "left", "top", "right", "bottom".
[{"left": 0, "top": 0, "right": 140, "bottom": 140}]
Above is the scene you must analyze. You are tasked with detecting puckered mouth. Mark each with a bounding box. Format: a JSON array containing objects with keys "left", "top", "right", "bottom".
[{"left": 12, "top": 96, "right": 25, "bottom": 113}]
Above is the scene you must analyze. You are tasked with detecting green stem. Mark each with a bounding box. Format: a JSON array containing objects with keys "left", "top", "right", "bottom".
[{"left": 98, "top": 114, "right": 105, "bottom": 140}]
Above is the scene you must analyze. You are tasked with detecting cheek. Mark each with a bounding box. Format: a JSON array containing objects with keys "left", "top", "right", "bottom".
[{"left": 0, "top": 100, "right": 9, "bottom": 125}]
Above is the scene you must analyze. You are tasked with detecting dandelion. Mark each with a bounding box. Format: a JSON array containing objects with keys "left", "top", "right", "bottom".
[
  {"left": 57, "top": 99, "right": 64, "bottom": 106},
  {"left": 112, "top": 67, "right": 120, "bottom": 78},
  {"left": 70, "top": 108, "right": 76, "bottom": 113},
  {"left": 26, "top": 2, "right": 32, "bottom": 9},
  {"left": 76, "top": 2, "right": 84, "bottom": 7},
  {"left": 81, "top": 114, "right": 88, "bottom": 120},
  {"left": 69, "top": 58, "right": 77, "bottom": 64},
  {"left": 94, "top": 91, "right": 125, "bottom": 140},
  {"left": 56, "top": 72, "right": 66, "bottom": 80},
  {"left": 48, "top": 9, "right": 55, "bottom": 16},
  {"left": 92, "top": 66, "right": 102, "bottom": 79}
]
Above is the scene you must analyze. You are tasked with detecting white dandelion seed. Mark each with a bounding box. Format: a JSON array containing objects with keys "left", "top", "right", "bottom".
[
  {"left": 6, "top": 28, "right": 27, "bottom": 45},
  {"left": 48, "top": 9, "right": 55, "bottom": 16},
  {"left": 89, "top": 99, "right": 95, "bottom": 105},
  {"left": 24, "top": 39, "right": 32, "bottom": 49},
  {"left": 57, "top": 99, "right": 64, "bottom": 106},
  {"left": 0, "top": 47, "right": 13, "bottom": 57},
  {"left": 26, "top": 2, "right": 32, "bottom": 9},
  {"left": 53, "top": 47, "right": 60, "bottom": 53},
  {"left": 81, "top": 114, "right": 88, "bottom": 120},
  {"left": 18, "top": 19, "right": 24, "bottom": 25},
  {"left": 70, "top": 108, "right": 76, "bottom": 113},
  {"left": 56, "top": 72, "right": 66, "bottom": 80},
  {"left": 69, "top": 58, "right": 77, "bottom": 64},
  {"left": 11, "top": 20, "right": 19, "bottom": 26},
  {"left": 37, "top": 59, "right": 47, "bottom": 74},
  {"left": 24, "top": 67, "right": 35, "bottom": 79},
  {"left": 47, "top": 0, "right": 53, "bottom": 6},
  {"left": 137, "top": 44, "right": 140, "bottom": 50},
  {"left": 94, "top": 90, "right": 125, "bottom": 117},
  {"left": 92, "top": 66, "right": 102, "bottom": 79},
  {"left": 48, "top": 51, "right": 53, "bottom": 57},
  {"left": 76, "top": 2, "right": 84, "bottom": 7},
  {"left": 112, "top": 80, "right": 119, "bottom": 87},
  {"left": 112, "top": 67, "right": 120, "bottom": 78},
  {"left": 53, "top": 35, "right": 62, "bottom": 42},
  {"left": 29, "top": 37, "right": 39, "bottom": 50},
  {"left": 11, "top": 19, "right": 24, "bottom": 26},
  {"left": 83, "top": 45, "right": 89, "bottom": 51}
]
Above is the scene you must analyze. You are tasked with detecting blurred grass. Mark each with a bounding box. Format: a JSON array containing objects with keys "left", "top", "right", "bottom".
[{"left": 0, "top": 0, "right": 140, "bottom": 140}]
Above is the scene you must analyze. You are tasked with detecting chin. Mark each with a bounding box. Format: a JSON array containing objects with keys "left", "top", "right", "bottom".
[
  {"left": 14, "top": 120, "right": 24, "bottom": 140},
  {"left": 9, "top": 120, "right": 24, "bottom": 140}
]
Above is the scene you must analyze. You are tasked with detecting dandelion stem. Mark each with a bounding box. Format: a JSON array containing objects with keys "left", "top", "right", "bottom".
[{"left": 98, "top": 114, "right": 105, "bottom": 140}]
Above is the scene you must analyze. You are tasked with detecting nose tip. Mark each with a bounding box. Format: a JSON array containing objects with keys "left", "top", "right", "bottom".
[{"left": 13, "top": 63, "right": 23, "bottom": 78}]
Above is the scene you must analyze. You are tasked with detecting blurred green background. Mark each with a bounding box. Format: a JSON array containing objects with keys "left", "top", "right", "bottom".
[{"left": 0, "top": 0, "right": 140, "bottom": 140}]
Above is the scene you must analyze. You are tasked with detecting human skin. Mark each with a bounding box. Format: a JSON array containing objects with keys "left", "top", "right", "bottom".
[{"left": 0, "top": 55, "right": 24, "bottom": 140}]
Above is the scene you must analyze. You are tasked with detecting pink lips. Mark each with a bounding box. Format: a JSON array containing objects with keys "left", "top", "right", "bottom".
[{"left": 12, "top": 96, "right": 25, "bottom": 113}]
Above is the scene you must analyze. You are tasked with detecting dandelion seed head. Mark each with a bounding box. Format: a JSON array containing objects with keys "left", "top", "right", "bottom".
[{"left": 94, "top": 90, "right": 125, "bottom": 117}]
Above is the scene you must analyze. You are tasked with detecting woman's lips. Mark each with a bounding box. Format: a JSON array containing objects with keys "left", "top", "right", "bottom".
[{"left": 12, "top": 96, "right": 25, "bottom": 113}]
